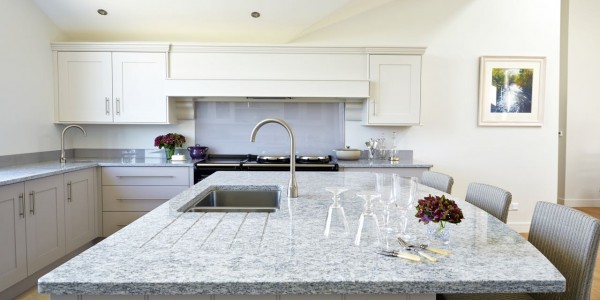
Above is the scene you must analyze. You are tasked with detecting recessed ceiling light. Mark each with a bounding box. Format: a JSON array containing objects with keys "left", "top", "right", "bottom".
[
  {"left": 251, "top": 11, "right": 260, "bottom": 18},
  {"left": 97, "top": 9, "right": 108, "bottom": 16}
]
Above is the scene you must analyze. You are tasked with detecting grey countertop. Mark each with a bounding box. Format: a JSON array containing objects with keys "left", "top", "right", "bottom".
[
  {"left": 38, "top": 171, "right": 564, "bottom": 296},
  {"left": 0, "top": 157, "right": 430, "bottom": 187},
  {"left": 337, "top": 158, "right": 432, "bottom": 168},
  {"left": 0, "top": 158, "right": 194, "bottom": 186}
]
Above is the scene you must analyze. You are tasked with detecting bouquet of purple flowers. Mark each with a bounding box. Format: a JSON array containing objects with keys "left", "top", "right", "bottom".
[{"left": 415, "top": 194, "right": 464, "bottom": 226}]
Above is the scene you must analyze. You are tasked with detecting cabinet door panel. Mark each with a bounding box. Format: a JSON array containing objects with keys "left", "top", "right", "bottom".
[
  {"left": 0, "top": 183, "right": 26, "bottom": 291},
  {"left": 102, "top": 185, "right": 186, "bottom": 211},
  {"left": 367, "top": 55, "right": 421, "bottom": 125},
  {"left": 102, "top": 212, "right": 147, "bottom": 237},
  {"left": 65, "top": 168, "right": 97, "bottom": 253},
  {"left": 57, "top": 52, "right": 113, "bottom": 123},
  {"left": 25, "top": 175, "right": 65, "bottom": 275},
  {"left": 102, "top": 167, "right": 190, "bottom": 186},
  {"left": 113, "top": 52, "right": 167, "bottom": 123}
]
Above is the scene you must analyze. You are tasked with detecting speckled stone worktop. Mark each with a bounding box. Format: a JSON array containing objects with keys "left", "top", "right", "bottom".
[
  {"left": 337, "top": 158, "right": 432, "bottom": 168},
  {"left": 0, "top": 158, "right": 193, "bottom": 186},
  {"left": 38, "top": 171, "right": 565, "bottom": 296}
]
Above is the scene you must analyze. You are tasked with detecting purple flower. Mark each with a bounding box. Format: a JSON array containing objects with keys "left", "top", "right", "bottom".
[
  {"left": 154, "top": 133, "right": 186, "bottom": 149},
  {"left": 415, "top": 194, "right": 464, "bottom": 225}
]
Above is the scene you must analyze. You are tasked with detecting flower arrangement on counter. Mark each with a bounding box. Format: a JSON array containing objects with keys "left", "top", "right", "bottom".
[
  {"left": 415, "top": 194, "right": 464, "bottom": 228},
  {"left": 154, "top": 133, "right": 186, "bottom": 160}
]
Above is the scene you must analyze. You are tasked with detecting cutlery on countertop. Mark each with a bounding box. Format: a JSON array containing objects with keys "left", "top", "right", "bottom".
[
  {"left": 418, "top": 243, "right": 450, "bottom": 256},
  {"left": 376, "top": 249, "right": 421, "bottom": 262},
  {"left": 396, "top": 237, "right": 450, "bottom": 256},
  {"left": 397, "top": 238, "right": 437, "bottom": 262}
]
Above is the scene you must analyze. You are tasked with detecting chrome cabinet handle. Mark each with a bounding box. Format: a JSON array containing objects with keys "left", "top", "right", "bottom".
[
  {"left": 105, "top": 97, "right": 110, "bottom": 115},
  {"left": 116, "top": 98, "right": 121, "bottom": 115},
  {"left": 67, "top": 181, "right": 72, "bottom": 202},
  {"left": 29, "top": 191, "right": 35, "bottom": 215},
  {"left": 18, "top": 193, "right": 25, "bottom": 218}
]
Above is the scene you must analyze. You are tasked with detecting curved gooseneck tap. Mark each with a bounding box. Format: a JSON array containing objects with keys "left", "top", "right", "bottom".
[
  {"left": 250, "top": 118, "right": 298, "bottom": 198},
  {"left": 61, "top": 125, "right": 87, "bottom": 163}
]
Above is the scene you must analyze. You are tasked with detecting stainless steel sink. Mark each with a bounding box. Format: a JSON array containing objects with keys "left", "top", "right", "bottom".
[{"left": 184, "top": 188, "right": 281, "bottom": 213}]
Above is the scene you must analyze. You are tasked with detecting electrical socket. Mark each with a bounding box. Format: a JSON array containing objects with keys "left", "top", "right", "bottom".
[{"left": 509, "top": 202, "right": 519, "bottom": 211}]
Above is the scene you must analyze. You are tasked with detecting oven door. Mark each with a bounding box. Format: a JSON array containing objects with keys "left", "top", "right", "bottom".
[
  {"left": 194, "top": 164, "right": 241, "bottom": 184},
  {"left": 242, "top": 163, "right": 339, "bottom": 172}
]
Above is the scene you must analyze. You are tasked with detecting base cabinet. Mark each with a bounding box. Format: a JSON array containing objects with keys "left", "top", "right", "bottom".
[
  {"left": 341, "top": 167, "right": 429, "bottom": 178},
  {"left": 64, "top": 168, "right": 96, "bottom": 253},
  {"left": 0, "top": 183, "right": 27, "bottom": 291},
  {"left": 24, "top": 175, "right": 65, "bottom": 276},
  {"left": 0, "top": 168, "right": 97, "bottom": 293},
  {"left": 101, "top": 167, "right": 190, "bottom": 236}
]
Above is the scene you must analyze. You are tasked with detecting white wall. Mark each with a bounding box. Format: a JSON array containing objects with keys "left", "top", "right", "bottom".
[
  {"left": 563, "top": 0, "right": 600, "bottom": 206},
  {"left": 0, "top": 0, "right": 65, "bottom": 155},
  {"left": 293, "top": 0, "right": 561, "bottom": 230},
  {"left": 2, "top": 0, "right": 565, "bottom": 230}
]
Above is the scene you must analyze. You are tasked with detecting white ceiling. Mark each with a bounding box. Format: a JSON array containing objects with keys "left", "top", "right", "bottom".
[{"left": 31, "top": 0, "right": 393, "bottom": 43}]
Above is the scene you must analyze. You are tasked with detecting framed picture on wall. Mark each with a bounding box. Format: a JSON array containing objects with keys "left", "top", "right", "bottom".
[{"left": 478, "top": 56, "right": 546, "bottom": 126}]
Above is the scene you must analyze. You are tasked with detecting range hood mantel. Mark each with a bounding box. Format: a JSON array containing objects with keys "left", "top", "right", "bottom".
[{"left": 165, "top": 79, "right": 370, "bottom": 98}]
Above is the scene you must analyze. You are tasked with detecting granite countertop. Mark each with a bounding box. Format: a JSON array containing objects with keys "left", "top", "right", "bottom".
[
  {"left": 0, "top": 157, "right": 431, "bottom": 187},
  {"left": 337, "top": 158, "right": 433, "bottom": 168},
  {"left": 38, "top": 171, "right": 564, "bottom": 296},
  {"left": 0, "top": 158, "right": 194, "bottom": 186}
]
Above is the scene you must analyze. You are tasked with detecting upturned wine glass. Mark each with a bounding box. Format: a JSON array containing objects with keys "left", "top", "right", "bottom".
[
  {"left": 393, "top": 175, "right": 418, "bottom": 240},
  {"left": 376, "top": 173, "right": 396, "bottom": 233},
  {"left": 354, "top": 191, "right": 381, "bottom": 248},
  {"left": 323, "top": 187, "right": 350, "bottom": 237}
]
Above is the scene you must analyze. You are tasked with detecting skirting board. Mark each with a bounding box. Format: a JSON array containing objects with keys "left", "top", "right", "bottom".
[
  {"left": 507, "top": 222, "right": 531, "bottom": 234},
  {"left": 562, "top": 197, "right": 600, "bottom": 207}
]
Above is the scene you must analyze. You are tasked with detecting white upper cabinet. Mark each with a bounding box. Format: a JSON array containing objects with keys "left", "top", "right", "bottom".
[
  {"left": 57, "top": 52, "right": 112, "bottom": 123},
  {"left": 365, "top": 55, "right": 422, "bottom": 126},
  {"left": 56, "top": 51, "right": 173, "bottom": 124}
]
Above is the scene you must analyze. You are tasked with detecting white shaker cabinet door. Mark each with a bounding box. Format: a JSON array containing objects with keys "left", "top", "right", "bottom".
[
  {"left": 112, "top": 52, "right": 168, "bottom": 123},
  {"left": 64, "top": 168, "right": 97, "bottom": 253},
  {"left": 0, "top": 183, "right": 27, "bottom": 291},
  {"left": 24, "top": 175, "right": 65, "bottom": 275},
  {"left": 366, "top": 55, "right": 421, "bottom": 125},
  {"left": 57, "top": 52, "right": 113, "bottom": 123}
]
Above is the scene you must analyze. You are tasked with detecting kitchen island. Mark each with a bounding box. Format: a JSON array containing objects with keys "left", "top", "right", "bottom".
[{"left": 38, "top": 171, "right": 565, "bottom": 299}]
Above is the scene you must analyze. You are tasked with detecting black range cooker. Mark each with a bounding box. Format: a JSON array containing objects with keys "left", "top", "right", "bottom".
[{"left": 193, "top": 154, "right": 339, "bottom": 183}]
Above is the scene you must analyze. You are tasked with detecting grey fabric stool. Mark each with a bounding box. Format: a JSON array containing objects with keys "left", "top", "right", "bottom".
[
  {"left": 442, "top": 201, "right": 600, "bottom": 300},
  {"left": 420, "top": 171, "right": 454, "bottom": 194},
  {"left": 464, "top": 182, "right": 512, "bottom": 223}
]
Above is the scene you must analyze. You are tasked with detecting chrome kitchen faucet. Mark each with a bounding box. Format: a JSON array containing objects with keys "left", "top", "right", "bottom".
[
  {"left": 250, "top": 118, "right": 298, "bottom": 198},
  {"left": 60, "top": 125, "right": 87, "bottom": 163}
]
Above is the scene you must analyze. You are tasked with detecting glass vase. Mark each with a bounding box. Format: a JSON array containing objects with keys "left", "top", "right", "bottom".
[
  {"left": 165, "top": 147, "right": 175, "bottom": 160},
  {"left": 427, "top": 221, "right": 450, "bottom": 245}
]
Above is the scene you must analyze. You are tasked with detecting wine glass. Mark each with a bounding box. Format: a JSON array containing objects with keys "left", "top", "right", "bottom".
[
  {"left": 393, "top": 175, "right": 418, "bottom": 240},
  {"left": 354, "top": 191, "right": 381, "bottom": 248},
  {"left": 323, "top": 187, "right": 350, "bottom": 237},
  {"left": 376, "top": 173, "right": 396, "bottom": 233}
]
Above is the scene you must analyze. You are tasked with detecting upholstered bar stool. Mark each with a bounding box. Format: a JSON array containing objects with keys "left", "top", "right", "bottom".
[
  {"left": 464, "top": 182, "right": 512, "bottom": 223},
  {"left": 441, "top": 201, "right": 600, "bottom": 300},
  {"left": 419, "top": 171, "right": 454, "bottom": 194}
]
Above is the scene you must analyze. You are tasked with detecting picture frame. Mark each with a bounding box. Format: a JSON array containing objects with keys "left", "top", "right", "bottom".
[{"left": 478, "top": 56, "right": 546, "bottom": 126}]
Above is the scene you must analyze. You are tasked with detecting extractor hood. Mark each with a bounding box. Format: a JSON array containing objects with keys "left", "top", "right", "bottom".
[{"left": 164, "top": 78, "right": 370, "bottom": 98}]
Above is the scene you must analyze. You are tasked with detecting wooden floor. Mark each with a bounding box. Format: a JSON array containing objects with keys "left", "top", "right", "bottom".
[{"left": 16, "top": 207, "right": 600, "bottom": 300}]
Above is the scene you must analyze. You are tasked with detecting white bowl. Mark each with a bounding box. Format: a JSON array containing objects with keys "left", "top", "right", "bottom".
[{"left": 334, "top": 148, "right": 361, "bottom": 160}]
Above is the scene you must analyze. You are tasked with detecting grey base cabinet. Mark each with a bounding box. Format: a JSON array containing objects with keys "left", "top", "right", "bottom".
[
  {"left": 0, "top": 168, "right": 96, "bottom": 293},
  {"left": 101, "top": 166, "right": 190, "bottom": 236}
]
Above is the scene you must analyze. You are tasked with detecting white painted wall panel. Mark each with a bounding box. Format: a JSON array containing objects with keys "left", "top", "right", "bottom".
[
  {"left": 294, "top": 0, "right": 561, "bottom": 229},
  {"left": 170, "top": 52, "right": 367, "bottom": 80}
]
